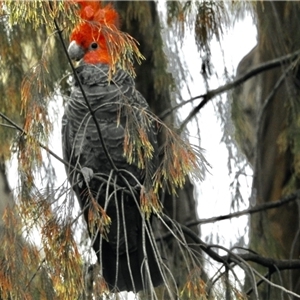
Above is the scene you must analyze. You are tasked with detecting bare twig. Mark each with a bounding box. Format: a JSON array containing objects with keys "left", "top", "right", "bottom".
[
  {"left": 0, "top": 111, "right": 128, "bottom": 196},
  {"left": 174, "top": 48, "right": 300, "bottom": 131},
  {"left": 186, "top": 189, "right": 300, "bottom": 226},
  {"left": 163, "top": 217, "right": 300, "bottom": 275},
  {"left": 171, "top": 219, "right": 300, "bottom": 297},
  {"left": 0, "top": 111, "right": 69, "bottom": 169}
]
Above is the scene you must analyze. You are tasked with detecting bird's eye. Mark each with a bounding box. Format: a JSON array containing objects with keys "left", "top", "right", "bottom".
[{"left": 91, "top": 42, "right": 98, "bottom": 49}]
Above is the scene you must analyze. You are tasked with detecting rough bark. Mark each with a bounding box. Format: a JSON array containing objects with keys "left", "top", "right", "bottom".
[
  {"left": 233, "top": 2, "right": 300, "bottom": 298},
  {"left": 0, "top": 163, "right": 13, "bottom": 224}
]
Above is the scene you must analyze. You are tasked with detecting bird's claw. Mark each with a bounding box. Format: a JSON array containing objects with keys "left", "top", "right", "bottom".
[{"left": 78, "top": 167, "right": 94, "bottom": 188}]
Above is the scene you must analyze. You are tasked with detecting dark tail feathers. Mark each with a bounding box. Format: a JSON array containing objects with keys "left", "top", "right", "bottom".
[{"left": 101, "top": 225, "right": 163, "bottom": 292}]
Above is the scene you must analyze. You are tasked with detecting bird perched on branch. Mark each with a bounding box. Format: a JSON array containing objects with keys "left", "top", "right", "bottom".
[{"left": 62, "top": 0, "right": 163, "bottom": 293}]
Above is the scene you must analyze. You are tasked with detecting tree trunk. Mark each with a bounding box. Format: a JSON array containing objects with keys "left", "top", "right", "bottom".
[
  {"left": 117, "top": 0, "right": 202, "bottom": 291},
  {"left": 0, "top": 163, "right": 13, "bottom": 225},
  {"left": 234, "top": 2, "right": 300, "bottom": 298}
]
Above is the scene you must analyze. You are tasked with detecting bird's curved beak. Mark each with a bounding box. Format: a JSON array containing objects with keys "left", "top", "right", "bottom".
[{"left": 68, "top": 40, "right": 85, "bottom": 61}]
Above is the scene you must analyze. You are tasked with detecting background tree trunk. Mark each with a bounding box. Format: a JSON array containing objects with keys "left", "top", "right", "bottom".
[
  {"left": 234, "top": 2, "right": 300, "bottom": 298},
  {"left": 117, "top": 1, "right": 202, "bottom": 291},
  {"left": 0, "top": 163, "right": 13, "bottom": 224}
]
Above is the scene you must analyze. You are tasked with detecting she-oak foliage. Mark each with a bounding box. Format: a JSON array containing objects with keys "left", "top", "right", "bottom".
[
  {"left": 3, "top": 0, "right": 292, "bottom": 299},
  {"left": 0, "top": 1, "right": 213, "bottom": 299}
]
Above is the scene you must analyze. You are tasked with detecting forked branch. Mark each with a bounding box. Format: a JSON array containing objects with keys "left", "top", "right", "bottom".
[{"left": 160, "top": 48, "right": 300, "bottom": 131}]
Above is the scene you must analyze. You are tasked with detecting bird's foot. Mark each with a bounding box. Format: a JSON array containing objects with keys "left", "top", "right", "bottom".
[{"left": 78, "top": 167, "right": 94, "bottom": 188}]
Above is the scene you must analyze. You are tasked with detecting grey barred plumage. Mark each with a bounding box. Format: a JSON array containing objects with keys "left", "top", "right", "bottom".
[{"left": 62, "top": 62, "right": 163, "bottom": 292}]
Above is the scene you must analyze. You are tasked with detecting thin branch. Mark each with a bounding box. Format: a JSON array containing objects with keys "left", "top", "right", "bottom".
[
  {"left": 249, "top": 266, "right": 300, "bottom": 299},
  {"left": 25, "top": 258, "right": 46, "bottom": 291},
  {"left": 162, "top": 216, "right": 228, "bottom": 265},
  {"left": 236, "top": 252, "right": 300, "bottom": 272},
  {"left": 186, "top": 189, "right": 300, "bottom": 226},
  {"left": 176, "top": 47, "right": 300, "bottom": 131},
  {"left": 174, "top": 219, "right": 300, "bottom": 282},
  {"left": 0, "top": 122, "right": 18, "bottom": 129},
  {"left": 246, "top": 271, "right": 271, "bottom": 297},
  {"left": 0, "top": 111, "right": 127, "bottom": 195},
  {"left": 0, "top": 111, "right": 68, "bottom": 170}
]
